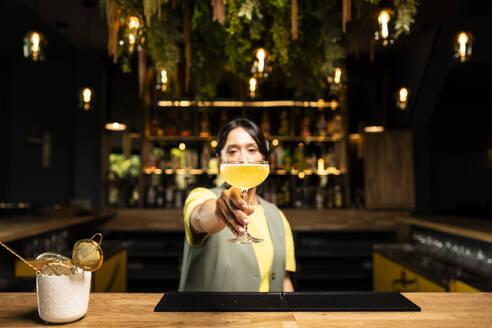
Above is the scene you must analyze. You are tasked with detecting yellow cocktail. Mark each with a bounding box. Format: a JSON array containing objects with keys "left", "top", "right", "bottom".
[
  {"left": 220, "top": 163, "right": 270, "bottom": 189},
  {"left": 219, "top": 160, "right": 269, "bottom": 244}
]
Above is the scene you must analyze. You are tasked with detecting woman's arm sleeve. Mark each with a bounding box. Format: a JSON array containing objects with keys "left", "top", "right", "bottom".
[
  {"left": 183, "top": 188, "right": 217, "bottom": 247},
  {"left": 280, "top": 211, "right": 296, "bottom": 272}
]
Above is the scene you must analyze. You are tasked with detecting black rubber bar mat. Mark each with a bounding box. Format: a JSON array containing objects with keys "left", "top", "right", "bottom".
[{"left": 154, "top": 292, "right": 421, "bottom": 312}]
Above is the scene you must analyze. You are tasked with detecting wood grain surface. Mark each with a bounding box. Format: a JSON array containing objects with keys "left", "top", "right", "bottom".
[
  {"left": 397, "top": 215, "right": 492, "bottom": 243},
  {"left": 0, "top": 210, "right": 116, "bottom": 243},
  {"left": 98, "top": 209, "right": 408, "bottom": 232},
  {"left": 363, "top": 131, "right": 416, "bottom": 210},
  {"left": 0, "top": 292, "right": 490, "bottom": 327}
]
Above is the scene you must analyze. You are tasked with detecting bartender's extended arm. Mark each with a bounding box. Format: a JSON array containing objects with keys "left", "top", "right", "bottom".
[
  {"left": 189, "top": 187, "right": 254, "bottom": 240},
  {"left": 284, "top": 274, "right": 294, "bottom": 292}
]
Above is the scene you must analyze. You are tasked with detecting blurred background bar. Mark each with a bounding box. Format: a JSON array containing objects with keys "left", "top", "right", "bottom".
[{"left": 0, "top": 0, "right": 490, "bottom": 293}]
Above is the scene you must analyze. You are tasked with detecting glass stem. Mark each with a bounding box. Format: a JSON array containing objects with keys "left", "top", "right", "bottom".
[{"left": 241, "top": 188, "right": 249, "bottom": 235}]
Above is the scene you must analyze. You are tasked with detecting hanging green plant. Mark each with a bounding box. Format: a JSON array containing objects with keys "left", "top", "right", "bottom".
[
  {"left": 191, "top": 0, "right": 227, "bottom": 98},
  {"left": 98, "top": 0, "right": 418, "bottom": 99},
  {"left": 393, "top": 0, "right": 418, "bottom": 37}
]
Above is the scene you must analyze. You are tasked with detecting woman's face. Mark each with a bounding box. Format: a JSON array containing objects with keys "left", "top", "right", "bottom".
[{"left": 220, "top": 127, "right": 265, "bottom": 162}]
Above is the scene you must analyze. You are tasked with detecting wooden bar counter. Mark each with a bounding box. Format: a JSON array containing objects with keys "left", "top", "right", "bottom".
[
  {"left": 0, "top": 292, "right": 490, "bottom": 327},
  {"left": 99, "top": 209, "right": 406, "bottom": 232}
]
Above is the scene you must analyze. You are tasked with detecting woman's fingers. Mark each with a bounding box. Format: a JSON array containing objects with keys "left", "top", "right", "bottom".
[
  {"left": 229, "top": 187, "right": 248, "bottom": 211},
  {"left": 216, "top": 197, "right": 245, "bottom": 236},
  {"left": 228, "top": 187, "right": 255, "bottom": 215}
]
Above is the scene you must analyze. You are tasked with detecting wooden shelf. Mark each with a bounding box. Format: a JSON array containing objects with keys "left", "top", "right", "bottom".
[
  {"left": 143, "top": 168, "right": 345, "bottom": 176},
  {"left": 135, "top": 134, "right": 344, "bottom": 142}
]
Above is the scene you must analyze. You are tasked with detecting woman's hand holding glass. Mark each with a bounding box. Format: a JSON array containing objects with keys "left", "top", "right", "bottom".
[{"left": 215, "top": 187, "right": 255, "bottom": 237}]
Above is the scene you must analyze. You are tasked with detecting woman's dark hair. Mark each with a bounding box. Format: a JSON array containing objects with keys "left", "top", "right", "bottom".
[{"left": 216, "top": 118, "right": 269, "bottom": 159}]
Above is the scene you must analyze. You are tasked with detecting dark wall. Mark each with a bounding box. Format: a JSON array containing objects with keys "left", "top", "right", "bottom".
[
  {"left": 430, "top": 65, "right": 492, "bottom": 218},
  {"left": 347, "top": 1, "right": 492, "bottom": 217},
  {"left": 0, "top": 1, "right": 103, "bottom": 208},
  {"left": 410, "top": 9, "right": 492, "bottom": 217}
]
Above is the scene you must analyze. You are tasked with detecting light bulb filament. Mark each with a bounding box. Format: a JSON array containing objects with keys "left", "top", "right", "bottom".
[
  {"left": 160, "top": 70, "right": 168, "bottom": 84},
  {"left": 128, "top": 17, "right": 140, "bottom": 30},
  {"left": 249, "top": 77, "right": 257, "bottom": 92},
  {"left": 82, "top": 88, "right": 92, "bottom": 103},
  {"left": 458, "top": 32, "right": 468, "bottom": 62},
  {"left": 334, "top": 68, "right": 342, "bottom": 84},
  {"left": 399, "top": 88, "right": 408, "bottom": 103},
  {"left": 256, "top": 49, "right": 266, "bottom": 73},
  {"left": 31, "top": 32, "right": 40, "bottom": 52},
  {"left": 378, "top": 11, "right": 390, "bottom": 39}
]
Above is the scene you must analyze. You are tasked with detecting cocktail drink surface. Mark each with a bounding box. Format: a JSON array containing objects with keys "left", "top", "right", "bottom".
[
  {"left": 219, "top": 161, "right": 270, "bottom": 244},
  {"left": 220, "top": 163, "right": 269, "bottom": 189}
]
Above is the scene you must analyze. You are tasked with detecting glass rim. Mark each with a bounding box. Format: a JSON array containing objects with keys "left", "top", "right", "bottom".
[{"left": 219, "top": 160, "right": 269, "bottom": 165}]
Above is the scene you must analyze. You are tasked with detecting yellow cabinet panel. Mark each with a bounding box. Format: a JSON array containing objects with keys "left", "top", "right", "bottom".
[
  {"left": 373, "top": 253, "right": 446, "bottom": 292},
  {"left": 92, "top": 249, "right": 127, "bottom": 292},
  {"left": 15, "top": 258, "right": 36, "bottom": 277},
  {"left": 449, "top": 280, "right": 481, "bottom": 292}
]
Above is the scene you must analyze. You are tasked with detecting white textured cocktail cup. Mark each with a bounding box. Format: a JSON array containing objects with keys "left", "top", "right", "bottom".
[{"left": 36, "top": 269, "right": 91, "bottom": 323}]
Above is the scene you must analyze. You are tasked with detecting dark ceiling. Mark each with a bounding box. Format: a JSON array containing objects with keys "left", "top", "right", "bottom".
[
  {"left": 16, "top": 0, "right": 492, "bottom": 59},
  {"left": 19, "top": 0, "right": 108, "bottom": 52}
]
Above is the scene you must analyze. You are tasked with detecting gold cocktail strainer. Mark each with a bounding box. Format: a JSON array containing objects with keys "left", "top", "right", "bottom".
[{"left": 72, "top": 233, "right": 104, "bottom": 272}]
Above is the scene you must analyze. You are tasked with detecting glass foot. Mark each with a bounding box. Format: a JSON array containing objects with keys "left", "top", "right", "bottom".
[{"left": 228, "top": 232, "right": 263, "bottom": 244}]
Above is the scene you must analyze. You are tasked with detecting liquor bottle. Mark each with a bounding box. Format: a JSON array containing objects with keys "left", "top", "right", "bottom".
[
  {"left": 180, "top": 113, "right": 193, "bottom": 136},
  {"left": 199, "top": 112, "right": 211, "bottom": 137},
  {"left": 276, "top": 180, "right": 284, "bottom": 207},
  {"left": 156, "top": 186, "right": 164, "bottom": 207},
  {"left": 165, "top": 182, "right": 174, "bottom": 208},
  {"left": 147, "top": 185, "right": 156, "bottom": 207},
  {"left": 174, "top": 189, "right": 183, "bottom": 208},
  {"left": 333, "top": 113, "right": 343, "bottom": 135},
  {"left": 315, "top": 185, "right": 324, "bottom": 209},
  {"left": 294, "top": 147, "right": 305, "bottom": 171},
  {"left": 334, "top": 184, "right": 343, "bottom": 208},
  {"left": 282, "top": 181, "right": 291, "bottom": 207},
  {"left": 300, "top": 116, "right": 311, "bottom": 137},
  {"left": 166, "top": 114, "right": 178, "bottom": 135},
  {"left": 326, "top": 183, "right": 334, "bottom": 209},
  {"left": 274, "top": 145, "right": 283, "bottom": 170},
  {"left": 185, "top": 150, "right": 192, "bottom": 169},
  {"left": 219, "top": 110, "right": 228, "bottom": 129},
  {"left": 201, "top": 146, "right": 210, "bottom": 171},
  {"left": 282, "top": 147, "right": 291, "bottom": 171},
  {"left": 269, "top": 148, "right": 277, "bottom": 170},
  {"left": 327, "top": 115, "right": 334, "bottom": 135},
  {"left": 294, "top": 185, "right": 303, "bottom": 208},
  {"left": 269, "top": 180, "right": 277, "bottom": 205},
  {"left": 278, "top": 110, "right": 289, "bottom": 136},
  {"left": 261, "top": 111, "right": 271, "bottom": 136},
  {"left": 316, "top": 114, "right": 328, "bottom": 136}
]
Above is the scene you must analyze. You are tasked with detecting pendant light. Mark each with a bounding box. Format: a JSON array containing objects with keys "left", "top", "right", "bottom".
[
  {"left": 79, "top": 3, "right": 94, "bottom": 111},
  {"left": 249, "top": 77, "right": 257, "bottom": 98},
  {"left": 125, "top": 16, "right": 143, "bottom": 55},
  {"left": 105, "top": 122, "right": 127, "bottom": 131},
  {"left": 251, "top": 48, "right": 270, "bottom": 79},
  {"left": 23, "top": 1, "right": 47, "bottom": 62},
  {"left": 364, "top": 126, "right": 384, "bottom": 133},
  {"left": 155, "top": 63, "right": 169, "bottom": 93},
  {"left": 374, "top": 9, "right": 394, "bottom": 46},
  {"left": 453, "top": 31, "right": 473, "bottom": 63},
  {"left": 396, "top": 87, "right": 409, "bottom": 110},
  {"left": 105, "top": 100, "right": 127, "bottom": 131},
  {"left": 327, "top": 67, "right": 345, "bottom": 95}
]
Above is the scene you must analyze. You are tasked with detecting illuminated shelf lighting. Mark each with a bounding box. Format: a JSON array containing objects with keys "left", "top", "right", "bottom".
[
  {"left": 157, "top": 100, "right": 337, "bottom": 109},
  {"left": 135, "top": 134, "right": 344, "bottom": 142},
  {"left": 144, "top": 168, "right": 343, "bottom": 176}
]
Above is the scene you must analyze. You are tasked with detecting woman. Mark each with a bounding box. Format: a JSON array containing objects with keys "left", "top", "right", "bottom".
[{"left": 179, "top": 118, "right": 296, "bottom": 292}]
